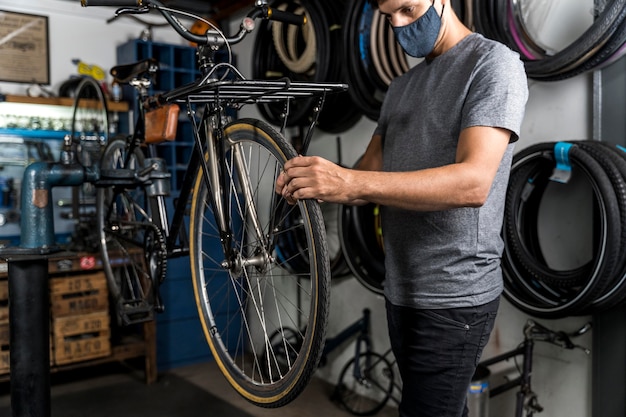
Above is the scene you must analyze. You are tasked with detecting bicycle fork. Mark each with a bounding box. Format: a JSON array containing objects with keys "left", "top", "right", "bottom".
[{"left": 199, "top": 114, "right": 272, "bottom": 275}]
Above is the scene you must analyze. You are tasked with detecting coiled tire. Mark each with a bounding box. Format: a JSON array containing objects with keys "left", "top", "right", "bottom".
[
  {"left": 473, "top": 0, "right": 626, "bottom": 80},
  {"left": 339, "top": 202, "right": 385, "bottom": 294},
  {"left": 252, "top": 0, "right": 329, "bottom": 128},
  {"left": 502, "top": 141, "right": 624, "bottom": 318}
]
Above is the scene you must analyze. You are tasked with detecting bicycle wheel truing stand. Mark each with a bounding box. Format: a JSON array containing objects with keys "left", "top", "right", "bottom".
[{"left": 0, "top": 138, "right": 98, "bottom": 417}]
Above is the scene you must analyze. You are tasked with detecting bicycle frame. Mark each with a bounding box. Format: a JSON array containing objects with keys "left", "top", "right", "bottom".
[
  {"left": 478, "top": 339, "right": 535, "bottom": 417},
  {"left": 121, "top": 73, "right": 282, "bottom": 272},
  {"left": 322, "top": 309, "right": 371, "bottom": 363},
  {"left": 476, "top": 319, "right": 591, "bottom": 417}
]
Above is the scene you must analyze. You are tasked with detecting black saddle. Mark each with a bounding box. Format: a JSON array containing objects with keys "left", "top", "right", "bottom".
[{"left": 110, "top": 58, "right": 159, "bottom": 84}]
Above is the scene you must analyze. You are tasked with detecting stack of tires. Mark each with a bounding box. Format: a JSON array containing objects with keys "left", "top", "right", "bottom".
[
  {"left": 252, "top": 0, "right": 362, "bottom": 133},
  {"left": 251, "top": 1, "right": 626, "bottom": 311},
  {"left": 503, "top": 141, "right": 626, "bottom": 318}
]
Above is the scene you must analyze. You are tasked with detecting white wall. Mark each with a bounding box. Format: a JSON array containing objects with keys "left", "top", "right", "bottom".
[
  {"left": 0, "top": 1, "right": 597, "bottom": 415},
  {"left": 0, "top": 0, "right": 190, "bottom": 96}
]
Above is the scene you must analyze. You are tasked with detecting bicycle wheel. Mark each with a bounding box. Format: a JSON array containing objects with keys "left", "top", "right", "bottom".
[
  {"left": 335, "top": 351, "right": 395, "bottom": 416},
  {"left": 97, "top": 136, "right": 160, "bottom": 326},
  {"left": 189, "top": 118, "right": 331, "bottom": 407},
  {"left": 69, "top": 76, "right": 109, "bottom": 245}
]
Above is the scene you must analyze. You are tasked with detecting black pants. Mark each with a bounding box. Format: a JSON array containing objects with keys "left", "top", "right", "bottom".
[{"left": 386, "top": 297, "right": 500, "bottom": 417}]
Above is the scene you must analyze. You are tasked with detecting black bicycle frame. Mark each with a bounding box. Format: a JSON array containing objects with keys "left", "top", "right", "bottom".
[
  {"left": 478, "top": 338, "right": 535, "bottom": 417},
  {"left": 322, "top": 309, "right": 371, "bottom": 371}
]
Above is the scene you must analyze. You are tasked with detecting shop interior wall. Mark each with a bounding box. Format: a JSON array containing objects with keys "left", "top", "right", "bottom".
[
  {"left": 226, "top": 8, "right": 596, "bottom": 417},
  {"left": 0, "top": 0, "right": 190, "bottom": 96},
  {"left": 0, "top": 1, "right": 600, "bottom": 416}
]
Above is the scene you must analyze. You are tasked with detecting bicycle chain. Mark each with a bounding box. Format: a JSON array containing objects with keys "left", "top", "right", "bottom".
[
  {"left": 113, "top": 219, "right": 168, "bottom": 285},
  {"left": 142, "top": 220, "right": 168, "bottom": 285}
]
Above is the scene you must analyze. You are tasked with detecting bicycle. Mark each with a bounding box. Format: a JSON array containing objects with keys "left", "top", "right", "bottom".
[
  {"left": 81, "top": 0, "right": 347, "bottom": 408},
  {"left": 263, "top": 308, "right": 401, "bottom": 415},
  {"left": 331, "top": 311, "right": 400, "bottom": 416},
  {"left": 475, "top": 319, "right": 591, "bottom": 417}
]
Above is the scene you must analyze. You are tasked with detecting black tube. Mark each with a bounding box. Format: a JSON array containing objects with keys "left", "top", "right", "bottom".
[{"left": 9, "top": 259, "right": 50, "bottom": 417}]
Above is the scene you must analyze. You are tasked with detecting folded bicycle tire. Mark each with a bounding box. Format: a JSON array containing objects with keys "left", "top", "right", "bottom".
[
  {"left": 252, "top": 0, "right": 332, "bottom": 129},
  {"left": 339, "top": 202, "right": 385, "bottom": 295},
  {"left": 502, "top": 141, "right": 623, "bottom": 318}
]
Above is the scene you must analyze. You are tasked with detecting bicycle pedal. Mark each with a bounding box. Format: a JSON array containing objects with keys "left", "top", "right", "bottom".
[{"left": 118, "top": 300, "right": 155, "bottom": 325}]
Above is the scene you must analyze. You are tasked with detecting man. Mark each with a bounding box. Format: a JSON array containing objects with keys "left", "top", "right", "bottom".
[{"left": 277, "top": 0, "right": 528, "bottom": 415}]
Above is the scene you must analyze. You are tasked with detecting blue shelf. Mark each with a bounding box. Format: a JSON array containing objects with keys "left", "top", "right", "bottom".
[{"left": 0, "top": 128, "right": 68, "bottom": 140}]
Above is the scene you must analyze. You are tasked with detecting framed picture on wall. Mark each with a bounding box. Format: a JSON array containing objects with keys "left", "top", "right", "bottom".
[{"left": 0, "top": 10, "right": 50, "bottom": 85}]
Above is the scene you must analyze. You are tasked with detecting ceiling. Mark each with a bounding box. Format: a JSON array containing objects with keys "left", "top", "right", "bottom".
[{"left": 160, "top": 0, "right": 254, "bottom": 21}]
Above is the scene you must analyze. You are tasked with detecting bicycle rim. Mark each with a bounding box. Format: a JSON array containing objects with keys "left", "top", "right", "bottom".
[
  {"left": 97, "top": 137, "right": 155, "bottom": 325},
  {"left": 70, "top": 77, "right": 109, "bottom": 232},
  {"left": 336, "top": 351, "right": 394, "bottom": 416},
  {"left": 189, "top": 118, "right": 331, "bottom": 407}
]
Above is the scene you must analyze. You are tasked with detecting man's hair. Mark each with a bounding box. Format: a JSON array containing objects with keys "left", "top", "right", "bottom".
[{"left": 367, "top": 0, "right": 379, "bottom": 9}]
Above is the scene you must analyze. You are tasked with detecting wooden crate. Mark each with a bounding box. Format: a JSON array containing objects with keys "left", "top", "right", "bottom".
[
  {"left": 49, "top": 271, "right": 108, "bottom": 318},
  {"left": 52, "top": 311, "right": 111, "bottom": 365}
]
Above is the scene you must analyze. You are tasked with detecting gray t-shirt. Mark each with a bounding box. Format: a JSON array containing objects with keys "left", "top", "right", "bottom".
[{"left": 374, "top": 33, "right": 528, "bottom": 309}]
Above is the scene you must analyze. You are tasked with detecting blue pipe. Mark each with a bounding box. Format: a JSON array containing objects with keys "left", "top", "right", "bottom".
[{"left": 20, "top": 162, "right": 98, "bottom": 248}]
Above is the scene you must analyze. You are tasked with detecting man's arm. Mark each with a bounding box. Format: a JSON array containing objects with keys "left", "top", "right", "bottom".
[
  {"left": 276, "top": 135, "right": 383, "bottom": 205},
  {"left": 279, "top": 126, "right": 511, "bottom": 210}
]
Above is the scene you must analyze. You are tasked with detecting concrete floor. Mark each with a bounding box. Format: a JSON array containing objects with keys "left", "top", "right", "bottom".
[
  {"left": 174, "top": 361, "right": 398, "bottom": 417},
  {"left": 0, "top": 360, "right": 398, "bottom": 417}
]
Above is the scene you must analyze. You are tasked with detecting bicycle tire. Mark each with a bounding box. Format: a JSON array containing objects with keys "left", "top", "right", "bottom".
[
  {"left": 252, "top": 0, "right": 331, "bottom": 129},
  {"left": 475, "top": 0, "right": 626, "bottom": 80},
  {"left": 189, "top": 118, "right": 331, "bottom": 408},
  {"left": 335, "top": 351, "right": 395, "bottom": 416},
  {"left": 502, "top": 142, "right": 622, "bottom": 318},
  {"left": 581, "top": 142, "right": 626, "bottom": 312},
  {"left": 70, "top": 76, "right": 109, "bottom": 237},
  {"left": 339, "top": 202, "right": 385, "bottom": 294},
  {"left": 96, "top": 136, "right": 158, "bottom": 325},
  {"left": 343, "top": 0, "right": 386, "bottom": 121},
  {"left": 322, "top": 201, "right": 352, "bottom": 278}
]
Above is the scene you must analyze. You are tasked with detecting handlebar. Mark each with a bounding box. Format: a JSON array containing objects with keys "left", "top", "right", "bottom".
[
  {"left": 81, "top": 0, "right": 306, "bottom": 48},
  {"left": 523, "top": 319, "right": 592, "bottom": 354}
]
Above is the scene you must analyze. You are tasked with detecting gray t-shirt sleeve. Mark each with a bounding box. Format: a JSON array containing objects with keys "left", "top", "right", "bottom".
[{"left": 461, "top": 44, "right": 528, "bottom": 142}]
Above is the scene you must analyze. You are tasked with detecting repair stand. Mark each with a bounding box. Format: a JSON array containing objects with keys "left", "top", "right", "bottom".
[{"left": 0, "top": 145, "right": 96, "bottom": 416}]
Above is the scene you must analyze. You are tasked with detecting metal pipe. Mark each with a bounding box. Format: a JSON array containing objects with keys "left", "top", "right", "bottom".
[{"left": 20, "top": 162, "right": 98, "bottom": 248}]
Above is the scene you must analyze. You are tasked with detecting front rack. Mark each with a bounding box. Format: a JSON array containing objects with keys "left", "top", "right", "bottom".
[{"left": 162, "top": 78, "right": 348, "bottom": 107}]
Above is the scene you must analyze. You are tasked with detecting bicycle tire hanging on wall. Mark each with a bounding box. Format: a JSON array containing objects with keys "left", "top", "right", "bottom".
[
  {"left": 314, "top": 0, "right": 363, "bottom": 133},
  {"left": 502, "top": 141, "right": 626, "bottom": 318},
  {"left": 339, "top": 202, "right": 386, "bottom": 294},
  {"left": 342, "top": 0, "right": 402, "bottom": 121},
  {"left": 252, "top": 0, "right": 361, "bottom": 133},
  {"left": 472, "top": 0, "right": 626, "bottom": 80}
]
